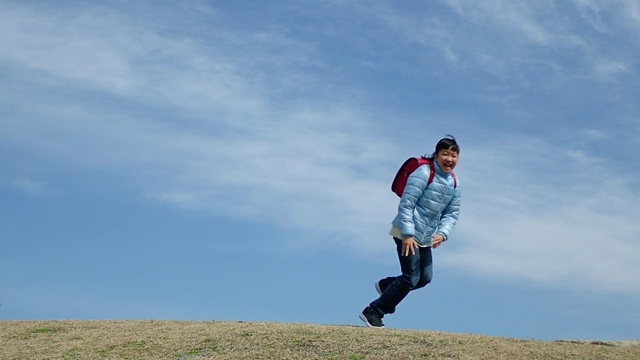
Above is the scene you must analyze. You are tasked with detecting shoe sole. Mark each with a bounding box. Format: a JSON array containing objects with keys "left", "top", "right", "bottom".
[
  {"left": 359, "top": 313, "right": 385, "bottom": 328},
  {"left": 374, "top": 280, "right": 383, "bottom": 295}
]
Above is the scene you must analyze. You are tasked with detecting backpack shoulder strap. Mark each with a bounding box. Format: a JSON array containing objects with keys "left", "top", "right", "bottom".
[{"left": 425, "top": 159, "right": 436, "bottom": 186}]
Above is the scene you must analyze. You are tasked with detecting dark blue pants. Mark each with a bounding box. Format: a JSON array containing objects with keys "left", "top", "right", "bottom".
[{"left": 369, "top": 237, "right": 433, "bottom": 316}]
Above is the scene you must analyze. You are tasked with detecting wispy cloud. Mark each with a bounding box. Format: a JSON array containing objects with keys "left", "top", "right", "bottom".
[
  {"left": 445, "top": 134, "right": 640, "bottom": 294},
  {"left": 0, "top": 1, "right": 401, "bottom": 250},
  {"left": 2, "top": 1, "right": 639, "bottom": 296},
  {"left": 374, "top": 0, "right": 639, "bottom": 86},
  {"left": 574, "top": 0, "right": 612, "bottom": 34},
  {"left": 10, "top": 177, "right": 53, "bottom": 196}
]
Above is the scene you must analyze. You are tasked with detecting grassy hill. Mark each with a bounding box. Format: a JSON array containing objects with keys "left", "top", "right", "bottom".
[{"left": 1, "top": 320, "right": 639, "bottom": 359}]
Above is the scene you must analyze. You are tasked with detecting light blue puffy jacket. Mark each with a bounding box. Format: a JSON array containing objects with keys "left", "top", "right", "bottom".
[{"left": 391, "top": 160, "right": 461, "bottom": 246}]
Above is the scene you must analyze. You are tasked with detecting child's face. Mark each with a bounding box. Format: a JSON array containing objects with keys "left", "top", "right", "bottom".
[{"left": 435, "top": 147, "right": 458, "bottom": 173}]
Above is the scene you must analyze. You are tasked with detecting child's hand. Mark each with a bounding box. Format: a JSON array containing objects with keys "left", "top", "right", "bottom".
[
  {"left": 401, "top": 237, "right": 419, "bottom": 256},
  {"left": 431, "top": 234, "right": 444, "bottom": 249}
]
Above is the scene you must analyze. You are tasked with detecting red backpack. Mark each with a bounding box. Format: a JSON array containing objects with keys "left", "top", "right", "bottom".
[{"left": 391, "top": 157, "right": 457, "bottom": 197}]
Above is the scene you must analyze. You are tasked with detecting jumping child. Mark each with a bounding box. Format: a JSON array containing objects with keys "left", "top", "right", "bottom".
[{"left": 359, "top": 135, "right": 461, "bottom": 328}]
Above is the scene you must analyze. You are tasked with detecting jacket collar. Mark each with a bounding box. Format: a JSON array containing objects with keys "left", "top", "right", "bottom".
[{"left": 433, "top": 160, "right": 451, "bottom": 178}]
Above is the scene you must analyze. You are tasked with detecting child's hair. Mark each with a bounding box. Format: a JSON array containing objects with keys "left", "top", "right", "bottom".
[{"left": 426, "top": 135, "right": 459, "bottom": 160}]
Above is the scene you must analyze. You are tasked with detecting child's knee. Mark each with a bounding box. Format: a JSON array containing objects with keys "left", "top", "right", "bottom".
[
  {"left": 400, "top": 273, "right": 421, "bottom": 289},
  {"left": 413, "top": 275, "right": 432, "bottom": 290}
]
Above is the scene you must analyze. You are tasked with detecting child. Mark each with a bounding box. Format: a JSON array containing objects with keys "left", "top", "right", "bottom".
[{"left": 359, "top": 135, "right": 461, "bottom": 328}]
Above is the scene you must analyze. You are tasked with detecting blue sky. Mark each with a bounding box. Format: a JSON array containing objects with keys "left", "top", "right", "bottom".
[{"left": 1, "top": 0, "right": 639, "bottom": 341}]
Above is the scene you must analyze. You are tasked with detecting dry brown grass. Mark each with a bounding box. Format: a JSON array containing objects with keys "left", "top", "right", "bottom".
[{"left": 1, "top": 320, "right": 638, "bottom": 360}]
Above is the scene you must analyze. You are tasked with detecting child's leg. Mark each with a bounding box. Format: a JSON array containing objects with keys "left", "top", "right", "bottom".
[
  {"left": 378, "top": 246, "right": 432, "bottom": 292},
  {"left": 369, "top": 238, "right": 422, "bottom": 315},
  {"left": 413, "top": 246, "right": 433, "bottom": 290}
]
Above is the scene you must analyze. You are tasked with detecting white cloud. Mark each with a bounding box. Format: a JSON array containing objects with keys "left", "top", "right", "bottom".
[
  {"left": 441, "top": 135, "right": 640, "bottom": 294},
  {"left": 2, "top": 1, "right": 639, "bottom": 297},
  {"left": 10, "top": 177, "right": 53, "bottom": 196},
  {"left": 0, "top": 3, "right": 141, "bottom": 94},
  {"left": 580, "top": 128, "right": 610, "bottom": 141},
  {"left": 575, "top": 0, "right": 640, "bottom": 31},
  {"left": 591, "top": 58, "right": 630, "bottom": 80},
  {"left": 0, "top": 1, "right": 328, "bottom": 123},
  {"left": 370, "top": 0, "right": 640, "bottom": 86},
  {"left": 0, "top": 0, "right": 399, "bottom": 250},
  {"left": 573, "top": 0, "right": 603, "bottom": 30},
  {"left": 450, "top": 197, "right": 640, "bottom": 293}
]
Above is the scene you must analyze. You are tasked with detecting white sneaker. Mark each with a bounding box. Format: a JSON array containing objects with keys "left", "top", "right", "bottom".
[
  {"left": 375, "top": 280, "right": 383, "bottom": 295},
  {"left": 359, "top": 307, "right": 385, "bottom": 328}
]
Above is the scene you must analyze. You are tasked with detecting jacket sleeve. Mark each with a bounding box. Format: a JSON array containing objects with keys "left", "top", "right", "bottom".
[
  {"left": 394, "top": 165, "right": 430, "bottom": 238},
  {"left": 437, "top": 185, "right": 461, "bottom": 241}
]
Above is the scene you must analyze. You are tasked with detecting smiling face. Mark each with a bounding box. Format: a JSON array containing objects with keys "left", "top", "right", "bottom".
[{"left": 434, "top": 147, "right": 458, "bottom": 173}]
